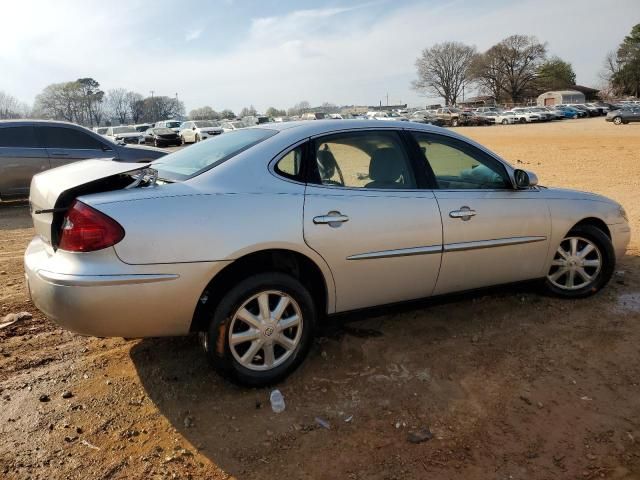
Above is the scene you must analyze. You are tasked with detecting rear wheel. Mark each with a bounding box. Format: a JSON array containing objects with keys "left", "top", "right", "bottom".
[
  {"left": 200, "top": 272, "right": 316, "bottom": 387},
  {"left": 519, "top": 117, "right": 526, "bottom": 124},
  {"left": 501, "top": 119, "right": 508, "bottom": 125},
  {"left": 544, "top": 225, "right": 615, "bottom": 298}
]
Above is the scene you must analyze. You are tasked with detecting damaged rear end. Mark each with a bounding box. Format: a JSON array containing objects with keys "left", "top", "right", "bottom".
[
  {"left": 24, "top": 159, "right": 214, "bottom": 338},
  {"left": 29, "top": 159, "right": 154, "bottom": 250}
]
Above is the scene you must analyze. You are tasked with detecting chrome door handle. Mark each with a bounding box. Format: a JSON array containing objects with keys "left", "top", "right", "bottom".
[
  {"left": 313, "top": 211, "right": 349, "bottom": 226},
  {"left": 449, "top": 206, "right": 476, "bottom": 221}
]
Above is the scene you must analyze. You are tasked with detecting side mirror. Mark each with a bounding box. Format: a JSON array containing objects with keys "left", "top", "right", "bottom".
[
  {"left": 514, "top": 169, "right": 538, "bottom": 188},
  {"left": 192, "top": 126, "right": 196, "bottom": 131}
]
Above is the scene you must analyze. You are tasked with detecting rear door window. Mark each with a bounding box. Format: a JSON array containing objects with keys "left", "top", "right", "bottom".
[
  {"left": 275, "top": 145, "right": 304, "bottom": 181},
  {"left": 0, "top": 126, "right": 40, "bottom": 148},
  {"left": 310, "top": 130, "right": 416, "bottom": 189},
  {"left": 38, "top": 126, "right": 105, "bottom": 150}
]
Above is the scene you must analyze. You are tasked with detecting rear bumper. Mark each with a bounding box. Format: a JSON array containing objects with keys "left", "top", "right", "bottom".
[{"left": 24, "top": 236, "right": 227, "bottom": 338}]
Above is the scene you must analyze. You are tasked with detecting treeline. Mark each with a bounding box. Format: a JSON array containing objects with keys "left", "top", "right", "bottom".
[
  {"left": 187, "top": 101, "right": 340, "bottom": 121},
  {"left": 0, "top": 78, "right": 185, "bottom": 126},
  {"left": 413, "top": 24, "right": 640, "bottom": 105}
]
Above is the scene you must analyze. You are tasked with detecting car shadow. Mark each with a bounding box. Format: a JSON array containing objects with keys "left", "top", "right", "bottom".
[{"left": 129, "top": 281, "right": 539, "bottom": 477}]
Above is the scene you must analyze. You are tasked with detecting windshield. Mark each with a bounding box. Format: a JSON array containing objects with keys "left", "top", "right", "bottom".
[
  {"left": 194, "top": 121, "right": 217, "bottom": 128},
  {"left": 113, "top": 126, "right": 137, "bottom": 134},
  {"left": 154, "top": 128, "right": 174, "bottom": 135},
  {"left": 152, "top": 128, "right": 277, "bottom": 181},
  {"left": 165, "top": 121, "right": 181, "bottom": 128}
]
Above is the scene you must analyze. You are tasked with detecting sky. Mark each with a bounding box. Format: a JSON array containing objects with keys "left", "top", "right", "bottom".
[{"left": 1, "top": 0, "right": 638, "bottom": 113}]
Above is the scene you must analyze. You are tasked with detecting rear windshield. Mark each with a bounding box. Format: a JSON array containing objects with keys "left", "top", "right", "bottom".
[
  {"left": 194, "top": 121, "right": 217, "bottom": 128},
  {"left": 152, "top": 128, "right": 276, "bottom": 181},
  {"left": 113, "top": 126, "right": 136, "bottom": 134}
]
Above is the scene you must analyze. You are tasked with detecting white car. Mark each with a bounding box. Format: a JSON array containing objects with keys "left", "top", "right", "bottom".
[
  {"left": 527, "top": 107, "right": 555, "bottom": 121},
  {"left": 367, "top": 111, "right": 408, "bottom": 121},
  {"left": 179, "top": 121, "right": 224, "bottom": 143},
  {"left": 494, "top": 112, "right": 517, "bottom": 125},
  {"left": 509, "top": 108, "right": 541, "bottom": 123},
  {"left": 154, "top": 120, "right": 183, "bottom": 133},
  {"left": 221, "top": 121, "right": 248, "bottom": 132},
  {"left": 105, "top": 126, "right": 144, "bottom": 145},
  {"left": 93, "top": 127, "right": 108, "bottom": 135}
]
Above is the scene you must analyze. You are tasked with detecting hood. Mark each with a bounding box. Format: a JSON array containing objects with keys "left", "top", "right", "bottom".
[
  {"left": 540, "top": 186, "right": 618, "bottom": 205},
  {"left": 114, "top": 132, "right": 141, "bottom": 138}
]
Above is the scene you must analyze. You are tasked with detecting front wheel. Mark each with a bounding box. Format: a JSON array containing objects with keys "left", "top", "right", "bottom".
[
  {"left": 613, "top": 117, "right": 622, "bottom": 125},
  {"left": 201, "top": 272, "right": 317, "bottom": 387},
  {"left": 502, "top": 119, "right": 509, "bottom": 125},
  {"left": 544, "top": 225, "right": 615, "bottom": 298},
  {"left": 451, "top": 118, "right": 459, "bottom": 127},
  {"left": 195, "top": 134, "right": 201, "bottom": 142}
]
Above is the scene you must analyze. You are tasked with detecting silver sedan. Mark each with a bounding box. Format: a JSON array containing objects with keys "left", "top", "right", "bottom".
[{"left": 24, "top": 120, "right": 631, "bottom": 386}]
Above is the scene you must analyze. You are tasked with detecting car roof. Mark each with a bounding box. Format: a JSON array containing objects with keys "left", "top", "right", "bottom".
[
  {"left": 253, "top": 119, "right": 451, "bottom": 137},
  {"left": 0, "top": 119, "right": 89, "bottom": 128}
]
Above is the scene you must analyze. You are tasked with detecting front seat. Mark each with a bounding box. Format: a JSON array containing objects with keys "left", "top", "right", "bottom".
[
  {"left": 365, "top": 147, "right": 405, "bottom": 189},
  {"left": 317, "top": 148, "right": 340, "bottom": 185}
]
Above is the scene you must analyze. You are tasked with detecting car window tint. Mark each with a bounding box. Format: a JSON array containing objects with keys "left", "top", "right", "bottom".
[
  {"left": 275, "top": 146, "right": 303, "bottom": 180},
  {"left": 312, "top": 131, "right": 415, "bottom": 189},
  {"left": 39, "top": 126, "right": 105, "bottom": 149},
  {"left": 412, "top": 132, "right": 510, "bottom": 190},
  {"left": 0, "top": 126, "right": 40, "bottom": 148}
]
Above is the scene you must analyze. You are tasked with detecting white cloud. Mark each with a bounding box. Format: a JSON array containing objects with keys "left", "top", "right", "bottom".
[{"left": 185, "top": 28, "right": 203, "bottom": 42}]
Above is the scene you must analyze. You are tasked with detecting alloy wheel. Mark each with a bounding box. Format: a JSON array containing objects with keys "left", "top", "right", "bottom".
[
  {"left": 228, "top": 290, "right": 303, "bottom": 371},
  {"left": 613, "top": 117, "right": 622, "bottom": 125},
  {"left": 547, "top": 236, "right": 602, "bottom": 290}
]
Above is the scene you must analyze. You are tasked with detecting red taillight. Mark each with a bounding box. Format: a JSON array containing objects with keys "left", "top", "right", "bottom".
[{"left": 58, "top": 200, "right": 125, "bottom": 252}]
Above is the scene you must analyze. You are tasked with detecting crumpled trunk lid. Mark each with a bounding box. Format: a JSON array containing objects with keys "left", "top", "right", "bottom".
[{"left": 29, "top": 159, "right": 151, "bottom": 246}]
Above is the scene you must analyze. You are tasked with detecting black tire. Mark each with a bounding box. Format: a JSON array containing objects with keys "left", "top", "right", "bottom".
[
  {"left": 195, "top": 134, "right": 201, "bottom": 142},
  {"left": 154, "top": 139, "right": 160, "bottom": 147},
  {"left": 519, "top": 117, "right": 526, "bottom": 124},
  {"left": 201, "top": 272, "right": 317, "bottom": 387},
  {"left": 613, "top": 117, "right": 622, "bottom": 125},
  {"left": 544, "top": 225, "right": 615, "bottom": 299},
  {"left": 502, "top": 119, "right": 508, "bottom": 125},
  {"left": 451, "top": 118, "right": 459, "bottom": 127}
]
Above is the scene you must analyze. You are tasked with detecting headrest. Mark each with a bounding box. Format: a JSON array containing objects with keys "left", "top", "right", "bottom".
[
  {"left": 317, "top": 149, "right": 337, "bottom": 180},
  {"left": 369, "top": 148, "right": 403, "bottom": 182}
]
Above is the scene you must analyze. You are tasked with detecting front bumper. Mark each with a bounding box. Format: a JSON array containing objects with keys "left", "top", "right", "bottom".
[
  {"left": 610, "top": 222, "right": 632, "bottom": 260},
  {"left": 24, "top": 236, "right": 227, "bottom": 338}
]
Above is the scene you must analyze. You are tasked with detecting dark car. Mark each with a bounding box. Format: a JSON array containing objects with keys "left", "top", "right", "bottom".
[
  {"left": 606, "top": 107, "right": 640, "bottom": 125},
  {"left": 0, "top": 120, "right": 167, "bottom": 199},
  {"left": 143, "top": 127, "right": 183, "bottom": 147}
]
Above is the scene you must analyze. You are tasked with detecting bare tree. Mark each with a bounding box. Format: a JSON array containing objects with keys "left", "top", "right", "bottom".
[
  {"left": 220, "top": 109, "right": 235, "bottom": 119},
  {"left": 0, "top": 91, "right": 29, "bottom": 119},
  {"left": 471, "top": 35, "right": 546, "bottom": 103},
  {"left": 189, "top": 106, "right": 218, "bottom": 120},
  {"left": 287, "top": 101, "right": 310, "bottom": 116},
  {"left": 33, "top": 79, "right": 104, "bottom": 126},
  {"left": 105, "top": 88, "right": 130, "bottom": 124},
  {"left": 412, "top": 42, "right": 476, "bottom": 106},
  {"left": 239, "top": 105, "right": 257, "bottom": 117},
  {"left": 126, "top": 92, "right": 144, "bottom": 124}
]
